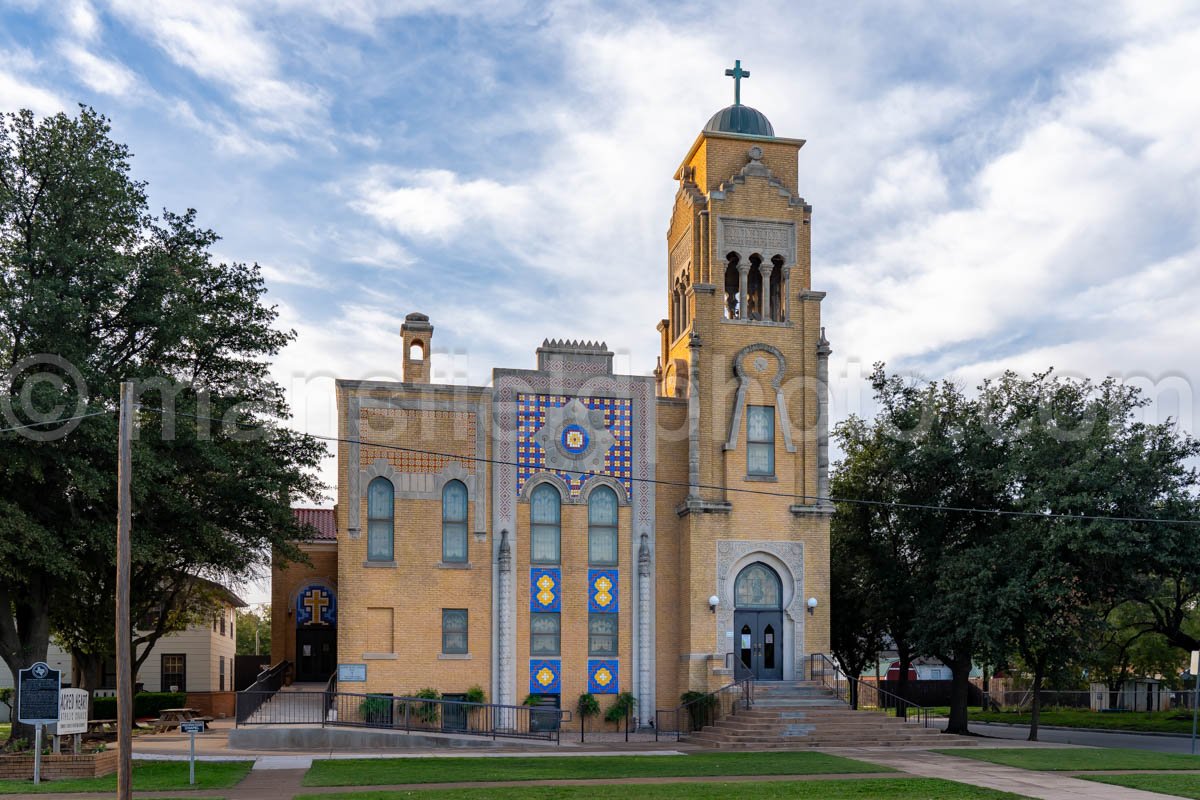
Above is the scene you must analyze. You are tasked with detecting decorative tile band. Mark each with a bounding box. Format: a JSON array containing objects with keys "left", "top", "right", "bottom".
[
  {"left": 530, "top": 659, "right": 562, "bottom": 694},
  {"left": 588, "top": 569, "right": 618, "bottom": 613},
  {"left": 588, "top": 659, "right": 619, "bottom": 694},
  {"left": 530, "top": 567, "right": 562, "bottom": 612},
  {"left": 516, "top": 393, "right": 632, "bottom": 499}
]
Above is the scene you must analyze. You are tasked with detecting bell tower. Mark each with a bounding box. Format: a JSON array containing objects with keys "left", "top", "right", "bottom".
[{"left": 656, "top": 61, "right": 832, "bottom": 694}]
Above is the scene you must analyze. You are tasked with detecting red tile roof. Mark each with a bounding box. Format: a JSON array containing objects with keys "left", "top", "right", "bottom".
[{"left": 292, "top": 507, "right": 336, "bottom": 541}]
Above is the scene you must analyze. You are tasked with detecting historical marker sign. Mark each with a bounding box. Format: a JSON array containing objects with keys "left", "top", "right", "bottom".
[
  {"left": 338, "top": 663, "right": 367, "bottom": 682},
  {"left": 179, "top": 721, "right": 205, "bottom": 734},
  {"left": 56, "top": 688, "right": 89, "bottom": 735},
  {"left": 17, "top": 662, "right": 61, "bottom": 724}
]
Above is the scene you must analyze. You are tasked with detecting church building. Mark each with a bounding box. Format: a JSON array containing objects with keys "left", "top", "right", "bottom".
[{"left": 274, "top": 64, "right": 834, "bottom": 727}]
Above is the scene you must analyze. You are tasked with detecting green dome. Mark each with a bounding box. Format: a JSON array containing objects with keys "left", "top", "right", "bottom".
[{"left": 704, "top": 104, "right": 775, "bottom": 137}]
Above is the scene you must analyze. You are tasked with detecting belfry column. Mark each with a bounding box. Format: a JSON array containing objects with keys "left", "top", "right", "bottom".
[
  {"left": 758, "top": 262, "right": 773, "bottom": 321},
  {"left": 737, "top": 262, "right": 749, "bottom": 319},
  {"left": 497, "top": 529, "right": 514, "bottom": 708},
  {"left": 687, "top": 332, "right": 702, "bottom": 498},
  {"left": 782, "top": 266, "right": 792, "bottom": 322},
  {"left": 637, "top": 533, "right": 652, "bottom": 727}
]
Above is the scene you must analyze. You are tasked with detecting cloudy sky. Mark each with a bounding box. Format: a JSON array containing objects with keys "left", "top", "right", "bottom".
[{"left": 4, "top": 0, "right": 1199, "bottom": 512}]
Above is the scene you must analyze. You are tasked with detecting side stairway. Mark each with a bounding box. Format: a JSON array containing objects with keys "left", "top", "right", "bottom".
[{"left": 688, "top": 681, "right": 972, "bottom": 749}]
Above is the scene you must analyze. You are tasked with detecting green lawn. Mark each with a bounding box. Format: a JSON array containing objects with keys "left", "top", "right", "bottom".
[
  {"left": 0, "top": 759, "right": 252, "bottom": 794},
  {"left": 965, "top": 708, "right": 1192, "bottom": 733},
  {"left": 303, "top": 753, "right": 894, "bottom": 787},
  {"left": 934, "top": 747, "right": 1200, "bottom": 771},
  {"left": 302, "top": 778, "right": 1023, "bottom": 800},
  {"left": 0, "top": 724, "right": 9, "bottom": 740},
  {"left": 1083, "top": 774, "right": 1200, "bottom": 798}
]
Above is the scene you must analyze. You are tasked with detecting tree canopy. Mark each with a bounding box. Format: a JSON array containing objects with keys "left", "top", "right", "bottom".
[{"left": 0, "top": 106, "right": 325, "bottom": 742}]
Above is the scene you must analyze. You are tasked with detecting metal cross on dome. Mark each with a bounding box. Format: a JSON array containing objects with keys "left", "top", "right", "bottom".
[{"left": 725, "top": 59, "right": 750, "bottom": 105}]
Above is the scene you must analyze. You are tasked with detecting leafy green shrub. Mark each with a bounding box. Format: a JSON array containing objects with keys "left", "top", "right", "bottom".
[
  {"left": 465, "top": 685, "right": 486, "bottom": 704},
  {"left": 577, "top": 692, "right": 600, "bottom": 718},
  {"left": 92, "top": 692, "right": 186, "bottom": 720},
  {"left": 680, "top": 690, "right": 718, "bottom": 731},
  {"left": 604, "top": 691, "right": 637, "bottom": 726},
  {"left": 414, "top": 688, "right": 440, "bottom": 724},
  {"left": 358, "top": 695, "right": 392, "bottom": 726}
]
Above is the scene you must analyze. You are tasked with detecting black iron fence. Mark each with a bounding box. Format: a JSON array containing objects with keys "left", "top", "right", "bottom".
[
  {"left": 810, "top": 654, "right": 932, "bottom": 728},
  {"left": 655, "top": 677, "right": 754, "bottom": 741},
  {"left": 235, "top": 689, "right": 572, "bottom": 742},
  {"left": 234, "top": 660, "right": 290, "bottom": 725}
]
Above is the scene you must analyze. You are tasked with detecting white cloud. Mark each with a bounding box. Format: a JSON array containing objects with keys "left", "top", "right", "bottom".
[
  {"left": 58, "top": 42, "right": 139, "bottom": 97},
  {"left": 64, "top": 0, "right": 100, "bottom": 41},
  {"left": 0, "top": 48, "right": 65, "bottom": 116}
]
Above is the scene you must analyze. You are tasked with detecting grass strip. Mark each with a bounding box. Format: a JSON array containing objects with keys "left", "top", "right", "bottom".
[
  {"left": 303, "top": 752, "right": 893, "bottom": 787},
  {"left": 933, "top": 747, "right": 1200, "bottom": 772},
  {"left": 301, "top": 777, "right": 1023, "bottom": 800},
  {"left": 1082, "top": 774, "right": 1200, "bottom": 798},
  {"left": 0, "top": 759, "right": 252, "bottom": 794},
  {"left": 969, "top": 709, "right": 1194, "bottom": 733}
]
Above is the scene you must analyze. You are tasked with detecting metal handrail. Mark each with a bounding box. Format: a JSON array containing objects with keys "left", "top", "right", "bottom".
[
  {"left": 235, "top": 660, "right": 291, "bottom": 724},
  {"left": 809, "top": 653, "right": 931, "bottom": 728},
  {"left": 654, "top": 673, "right": 754, "bottom": 742}
]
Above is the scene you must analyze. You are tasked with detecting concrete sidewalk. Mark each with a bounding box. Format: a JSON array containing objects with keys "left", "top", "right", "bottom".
[{"left": 847, "top": 748, "right": 1182, "bottom": 800}]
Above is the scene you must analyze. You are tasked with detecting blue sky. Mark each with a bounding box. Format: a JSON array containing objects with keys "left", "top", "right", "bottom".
[{"left": 4, "top": 0, "right": 1199, "bottom": 510}]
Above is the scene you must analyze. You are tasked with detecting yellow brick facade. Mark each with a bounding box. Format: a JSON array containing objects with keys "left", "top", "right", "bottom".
[{"left": 274, "top": 100, "right": 832, "bottom": 727}]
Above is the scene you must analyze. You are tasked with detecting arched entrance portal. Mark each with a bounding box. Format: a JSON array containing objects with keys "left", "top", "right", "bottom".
[
  {"left": 295, "top": 584, "right": 337, "bottom": 682},
  {"left": 733, "top": 563, "right": 783, "bottom": 681}
]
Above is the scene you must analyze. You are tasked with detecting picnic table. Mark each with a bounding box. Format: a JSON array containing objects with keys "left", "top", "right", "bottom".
[
  {"left": 86, "top": 719, "right": 119, "bottom": 736},
  {"left": 152, "top": 707, "right": 214, "bottom": 733}
]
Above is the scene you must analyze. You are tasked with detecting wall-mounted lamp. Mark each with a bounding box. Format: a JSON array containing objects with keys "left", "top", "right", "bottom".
[
  {"left": 708, "top": 595, "right": 720, "bottom": 614},
  {"left": 807, "top": 597, "right": 819, "bottom": 615}
]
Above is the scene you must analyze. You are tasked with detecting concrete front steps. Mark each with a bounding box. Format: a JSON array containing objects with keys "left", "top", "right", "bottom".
[{"left": 687, "top": 681, "right": 973, "bottom": 749}]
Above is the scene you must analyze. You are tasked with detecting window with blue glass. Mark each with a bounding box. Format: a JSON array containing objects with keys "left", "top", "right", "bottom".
[
  {"left": 367, "top": 476, "right": 394, "bottom": 561},
  {"left": 588, "top": 485, "right": 618, "bottom": 566},
  {"left": 746, "top": 405, "right": 775, "bottom": 476},
  {"left": 442, "top": 480, "right": 468, "bottom": 563},
  {"left": 530, "top": 483, "right": 561, "bottom": 564}
]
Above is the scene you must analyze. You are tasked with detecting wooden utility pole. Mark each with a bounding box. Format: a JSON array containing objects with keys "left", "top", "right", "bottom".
[{"left": 116, "top": 382, "right": 134, "bottom": 800}]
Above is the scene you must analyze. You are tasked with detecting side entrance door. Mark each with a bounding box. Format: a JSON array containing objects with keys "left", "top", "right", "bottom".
[
  {"left": 734, "top": 610, "right": 783, "bottom": 681},
  {"left": 295, "top": 627, "right": 337, "bottom": 682}
]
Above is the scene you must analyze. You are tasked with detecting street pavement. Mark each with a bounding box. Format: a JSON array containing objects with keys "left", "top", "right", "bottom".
[{"left": 968, "top": 721, "right": 1200, "bottom": 754}]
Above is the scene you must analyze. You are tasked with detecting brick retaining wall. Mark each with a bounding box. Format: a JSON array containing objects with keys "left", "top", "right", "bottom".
[{"left": 0, "top": 749, "right": 117, "bottom": 780}]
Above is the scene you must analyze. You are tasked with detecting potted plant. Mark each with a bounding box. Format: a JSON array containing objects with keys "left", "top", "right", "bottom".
[
  {"left": 464, "top": 685, "right": 486, "bottom": 732},
  {"left": 577, "top": 692, "right": 600, "bottom": 742},
  {"left": 604, "top": 691, "right": 637, "bottom": 731},
  {"left": 413, "top": 687, "right": 440, "bottom": 727},
  {"left": 358, "top": 694, "right": 392, "bottom": 727}
]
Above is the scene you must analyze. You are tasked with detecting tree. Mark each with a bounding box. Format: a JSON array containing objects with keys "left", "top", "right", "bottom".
[
  {"left": 237, "top": 606, "right": 272, "bottom": 656},
  {"left": 829, "top": 522, "right": 886, "bottom": 709},
  {"left": 0, "top": 107, "right": 325, "bottom": 744}
]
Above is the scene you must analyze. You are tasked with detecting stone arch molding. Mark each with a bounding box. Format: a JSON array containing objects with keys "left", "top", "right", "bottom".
[
  {"left": 716, "top": 540, "right": 805, "bottom": 680},
  {"left": 356, "top": 458, "right": 483, "bottom": 538},
  {"left": 724, "top": 343, "right": 797, "bottom": 453}
]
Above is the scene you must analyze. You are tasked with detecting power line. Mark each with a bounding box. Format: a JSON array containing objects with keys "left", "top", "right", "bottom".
[
  {"left": 139, "top": 406, "right": 1200, "bottom": 527},
  {"left": 0, "top": 408, "right": 113, "bottom": 434}
]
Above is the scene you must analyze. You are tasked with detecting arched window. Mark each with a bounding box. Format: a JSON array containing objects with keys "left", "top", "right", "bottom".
[
  {"left": 671, "top": 283, "right": 681, "bottom": 339},
  {"left": 734, "top": 563, "right": 782, "bottom": 609},
  {"left": 530, "top": 483, "right": 561, "bottom": 564},
  {"left": 724, "top": 254, "right": 740, "bottom": 319},
  {"left": 588, "top": 485, "right": 618, "bottom": 565},
  {"left": 367, "top": 476, "right": 394, "bottom": 562},
  {"left": 770, "top": 256, "right": 785, "bottom": 322},
  {"left": 409, "top": 340, "right": 424, "bottom": 360},
  {"left": 442, "top": 480, "right": 468, "bottom": 563},
  {"left": 746, "top": 255, "right": 763, "bottom": 320}
]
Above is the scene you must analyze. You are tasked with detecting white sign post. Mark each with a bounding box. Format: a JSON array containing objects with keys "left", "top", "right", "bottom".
[
  {"left": 179, "top": 721, "right": 205, "bottom": 785},
  {"left": 56, "top": 688, "right": 89, "bottom": 755},
  {"left": 1191, "top": 651, "right": 1199, "bottom": 755},
  {"left": 17, "top": 662, "right": 61, "bottom": 786}
]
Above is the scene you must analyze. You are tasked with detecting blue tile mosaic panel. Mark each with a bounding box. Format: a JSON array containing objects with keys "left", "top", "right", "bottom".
[
  {"left": 295, "top": 585, "right": 336, "bottom": 626},
  {"left": 588, "top": 659, "right": 619, "bottom": 694},
  {"left": 530, "top": 659, "right": 562, "bottom": 694},
  {"left": 530, "top": 567, "right": 562, "bottom": 612},
  {"left": 516, "top": 394, "right": 633, "bottom": 499},
  {"left": 588, "top": 569, "right": 619, "bottom": 613}
]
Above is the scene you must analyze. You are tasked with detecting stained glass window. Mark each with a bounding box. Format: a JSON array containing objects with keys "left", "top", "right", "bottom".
[
  {"left": 442, "top": 609, "right": 468, "bottom": 654},
  {"left": 589, "top": 613, "right": 618, "bottom": 656},
  {"left": 530, "top": 484, "right": 561, "bottom": 564},
  {"left": 442, "top": 480, "right": 468, "bottom": 563},
  {"left": 735, "top": 563, "right": 782, "bottom": 609},
  {"left": 747, "top": 405, "right": 775, "bottom": 476},
  {"left": 367, "top": 477, "right": 394, "bottom": 561},
  {"left": 531, "top": 612, "right": 560, "bottom": 655},
  {"left": 588, "top": 486, "right": 618, "bottom": 565}
]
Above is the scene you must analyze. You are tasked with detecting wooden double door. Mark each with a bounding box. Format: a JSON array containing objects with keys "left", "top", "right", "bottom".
[
  {"left": 734, "top": 610, "right": 783, "bottom": 681},
  {"left": 296, "top": 627, "right": 337, "bottom": 682}
]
